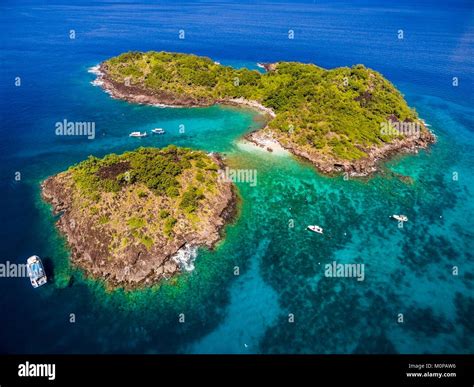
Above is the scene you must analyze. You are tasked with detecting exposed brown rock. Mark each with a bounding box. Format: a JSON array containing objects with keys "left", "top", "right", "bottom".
[{"left": 41, "top": 154, "right": 237, "bottom": 290}]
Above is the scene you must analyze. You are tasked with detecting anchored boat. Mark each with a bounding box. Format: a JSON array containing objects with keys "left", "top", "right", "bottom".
[
  {"left": 151, "top": 128, "right": 165, "bottom": 134},
  {"left": 129, "top": 131, "right": 147, "bottom": 138},
  {"left": 391, "top": 214, "right": 408, "bottom": 222},
  {"left": 27, "top": 255, "right": 47, "bottom": 288},
  {"left": 307, "top": 225, "right": 324, "bottom": 234}
]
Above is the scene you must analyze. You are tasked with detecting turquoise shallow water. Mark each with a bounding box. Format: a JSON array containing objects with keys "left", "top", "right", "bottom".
[{"left": 0, "top": 0, "right": 473, "bottom": 354}]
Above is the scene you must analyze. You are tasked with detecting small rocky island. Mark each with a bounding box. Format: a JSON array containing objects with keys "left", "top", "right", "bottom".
[
  {"left": 42, "top": 146, "right": 236, "bottom": 289},
  {"left": 95, "top": 51, "right": 435, "bottom": 176}
]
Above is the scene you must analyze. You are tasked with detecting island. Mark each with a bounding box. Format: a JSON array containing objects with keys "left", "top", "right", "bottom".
[
  {"left": 41, "top": 146, "right": 237, "bottom": 289},
  {"left": 94, "top": 51, "right": 435, "bottom": 176}
]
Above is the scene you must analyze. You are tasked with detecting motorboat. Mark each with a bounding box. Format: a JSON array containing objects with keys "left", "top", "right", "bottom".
[
  {"left": 391, "top": 214, "right": 408, "bottom": 222},
  {"left": 26, "top": 255, "right": 47, "bottom": 288},
  {"left": 307, "top": 225, "right": 324, "bottom": 234},
  {"left": 129, "top": 131, "right": 147, "bottom": 137}
]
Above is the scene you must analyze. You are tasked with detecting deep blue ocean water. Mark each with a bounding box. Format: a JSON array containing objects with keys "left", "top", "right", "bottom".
[{"left": 0, "top": 0, "right": 473, "bottom": 353}]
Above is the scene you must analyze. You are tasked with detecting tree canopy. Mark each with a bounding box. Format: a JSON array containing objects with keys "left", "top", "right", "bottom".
[{"left": 104, "top": 51, "right": 423, "bottom": 161}]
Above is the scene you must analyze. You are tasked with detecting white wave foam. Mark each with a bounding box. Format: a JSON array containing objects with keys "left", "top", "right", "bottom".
[
  {"left": 88, "top": 64, "right": 101, "bottom": 75},
  {"left": 90, "top": 79, "right": 104, "bottom": 87},
  {"left": 171, "top": 244, "right": 198, "bottom": 272},
  {"left": 151, "top": 103, "right": 183, "bottom": 108},
  {"left": 88, "top": 64, "right": 104, "bottom": 87}
]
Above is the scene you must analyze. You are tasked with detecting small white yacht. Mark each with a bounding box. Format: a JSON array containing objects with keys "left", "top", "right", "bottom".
[
  {"left": 151, "top": 128, "right": 165, "bottom": 134},
  {"left": 27, "top": 255, "right": 47, "bottom": 288},
  {"left": 307, "top": 225, "right": 324, "bottom": 234},
  {"left": 420, "top": 119, "right": 431, "bottom": 127},
  {"left": 391, "top": 214, "right": 408, "bottom": 222},
  {"left": 129, "top": 131, "right": 147, "bottom": 138}
]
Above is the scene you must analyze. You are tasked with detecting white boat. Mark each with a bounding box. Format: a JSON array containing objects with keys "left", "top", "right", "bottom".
[
  {"left": 307, "top": 225, "right": 324, "bottom": 234},
  {"left": 151, "top": 128, "right": 165, "bottom": 134},
  {"left": 129, "top": 131, "right": 147, "bottom": 138},
  {"left": 391, "top": 214, "right": 408, "bottom": 222},
  {"left": 27, "top": 255, "right": 47, "bottom": 288},
  {"left": 420, "top": 119, "right": 431, "bottom": 127}
]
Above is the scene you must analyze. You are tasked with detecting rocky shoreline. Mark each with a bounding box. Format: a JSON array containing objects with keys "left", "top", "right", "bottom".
[
  {"left": 223, "top": 97, "right": 276, "bottom": 119},
  {"left": 94, "top": 62, "right": 436, "bottom": 177},
  {"left": 95, "top": 63, "right": 277, "bottom": 119},
  {"left": 246, "top": 127, "right": 436, "bottom": 176},
  {"left": 41, "top": 151, "right": 237, "bottom": 290},
  {"left": 94, "top": 63, "right": 214, "bottom": 107},
  {"left": 246, "top": 63, "right": 435, "bottom": 176}
]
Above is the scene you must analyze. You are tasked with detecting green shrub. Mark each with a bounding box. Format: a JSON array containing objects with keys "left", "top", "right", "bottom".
[
  {"left": 127, "top": 217, "right": 145, "bottom": 230},
  {"left": 164, "top": 217, "right": 177, "bottom": 236},
  {"left": 180, "top": 186, "right": 204, "bottom": 213},
  {"left": 137, "top": 190, "right": 148, "bottom": 198},
  {"left": 140, "top": 235, "right": 153, "bottom": 250},
  {"left": 159, "top": 210, "right": 170, "bottom": 219},
  {"left": 99, "top": 215, "right": 110, "bottom": 224},
  {"left": 196, "top": 171, "right": 205, "bottom": 183}
]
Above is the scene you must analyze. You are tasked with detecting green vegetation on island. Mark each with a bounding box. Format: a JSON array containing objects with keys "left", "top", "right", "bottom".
[
  {"left": 102, "top": 51, "right": 433, "bottom": 165},
  {"left": 41, "top": 146, "right": 236, "bottom": 289}
]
